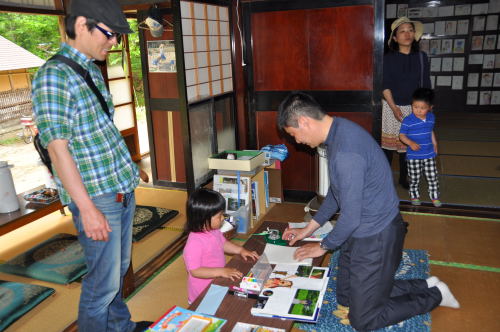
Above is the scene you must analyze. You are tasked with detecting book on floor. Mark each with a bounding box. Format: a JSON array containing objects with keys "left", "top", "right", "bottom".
[
  {"left": 147, "top": 305, "right": 226, "bottom": 332},
  {"left": 251, "top": 264, "right": 330, "bottom": 322},
  {"left": 231, "top": 322, "right": 285, "bottom": 332}
]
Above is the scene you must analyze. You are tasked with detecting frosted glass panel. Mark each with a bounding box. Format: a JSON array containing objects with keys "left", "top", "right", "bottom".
[
  {"left": 215, "top": 97, "right": 235, "bottom": 152},
  {"left": 109, "top": 79, "right": 132, "bottom": 105},
  {"left": 189, "top": 103, "right": 213, "bottom": 187},
  {"left": 186, "top": 69, "right": 196, "bottom": 86},
  {"left": 194, "top": 3, "right": 205, "bottom": 19},
  {"left": 223, "top": 78, "right": 233, "bottom": 92},
  {"left": 222, "top": 64, "right": 232, "bottom": 78},
  {"left": 211, "top": 66, "right": 221, "bottom": 80},
  {"left": 198, "top": 68, "right": 209, "bottom": 83},
  {"left": 197, "top": 52, "right": 208, "bottom": 68},
  {"left": 199, "top": 83, "right": 210, "bottom": 98},
  {"left": 196, "top": 36, "right": 207, "bottom": 51},
  {"left": 220, "top": 21, "right": 229, "bottom": 35},
  {"left": 207, "top": 5, "right": 217, "bottom": 20},
  {"left": 210, "top": 51, "right": 220, "bottom": 65},
  {"left": 107, "top": 64, "right": 125, "bottom": 79},
  {"left": 183, "top": 36, "right": 194, "bottom": 52},
  {"left": 182, "top": 19, "right": 193, "bottom": 35},
  {"left": 184, "top": 53, "right": 195, "bottom": 69},
  {"left": 208, "top": 21, "right": 218, "bottom": 35},
  {"left": 187, "top": 85, "right": 196, "bottom": 102},
  {"left": 195, "top": 19, "right": 206, "bottom": 35},
  {"left": 113, "top": 104, "right": 135, "bottom": 131},
  {"left": 180, "top": 1, "right": 191, "bottom": 17}
]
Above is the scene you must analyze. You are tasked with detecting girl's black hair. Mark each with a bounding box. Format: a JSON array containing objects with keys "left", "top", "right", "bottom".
[
  {"left": 388, "top": 23, "right": 420, "bottom": 53},
  {"left": 185, "top": 188, "right": 226, "bottom": 233}
]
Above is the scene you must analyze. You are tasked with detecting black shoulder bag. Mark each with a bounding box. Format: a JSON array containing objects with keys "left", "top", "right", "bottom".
[{"left": 34, "top": 54, "right": 111, "bottom": 174}]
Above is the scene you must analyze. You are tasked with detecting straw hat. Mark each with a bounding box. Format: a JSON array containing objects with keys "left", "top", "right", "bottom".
[{"left": 388, "top": 16, "right": 424, "bottom": 46}]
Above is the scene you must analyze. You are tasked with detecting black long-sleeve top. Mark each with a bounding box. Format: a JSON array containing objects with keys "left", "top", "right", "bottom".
[{"left": 383, "top": 51, "right": 431, "bottom": 105}]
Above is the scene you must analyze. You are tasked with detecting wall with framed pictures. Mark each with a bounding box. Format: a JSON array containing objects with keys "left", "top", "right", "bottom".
[{"left": 386, "top": 0, "right": 500, "bottom": 112}]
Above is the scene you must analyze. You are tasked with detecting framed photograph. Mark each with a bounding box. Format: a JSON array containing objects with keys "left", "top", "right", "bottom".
[
  {"left": 479, "top": 91, "right": 492, "bottom": 105},
  {"left": 471, "top": 35, "right": 484, "bottom": 51},
  {"left": 386, "top": 4, "right": 397, "bottom": 19},
  {"left": 453, "top": 57, "right": 465, "bottom": 71},
  {"left": 455, "top": 4, "right": 471, "bottom": 16},
  {"left": 481, "top": 72, "right": 494, "bottom": 86},
  {"left": 397, "top": 4, "right": 408, "bottom": 17},
  {"left": 438, "top": 6, "right": 454, "bottom": 17},
  {"left": 408, "top": 7, "right": 422, "bottom": 18},
  {"left": 423, "top": 23, "right": 435, "bottom": 34},
  {"left": 442, "top": 57, "right": 453, "bottom": 71},
  {"left": 452, "top": 76, "right": 463, "bottom": 90},
  {"left": 491, "top": 91, "right": 500, "bottom": 105},
  {"left": 486, "top": 15, "right": 499, "bottom": 30},
  {"left": 147, "top": 40, "right": 176, "bottom": 73},
  {"left": 441, "top": 39, "right": 453, "bottom": 54},
  {"left": 435, "top": 21, "right": 446, "bottom": 35},
  {"left": 484, "top": 54, "right": 495, "bottom": 69},
  {"left": 469, "top": 54, "right": 484, "bottom": 64},
  {"left": 468, "top": 73, "right": 479, "bottom": 87},
  {"left": 495, "top": 54, "right": 500, "bottom": 68},
  {"left": 466, "top": 91, "right": 478, "bottom": 105},
  {"left": 430, "top": 39, "right": 441, "bottom": 55},
  {"left": 436, "top": 76, "right": 452, "bottom": 86},
  {"left": 453, "top": 39, "right": 465, "bottom": 53},
  {"left": 457, "top": 20, "right": 470, "bottom": 35},
  {"left": 473, "top": 16, "right": 486, "bottom": 31},
  {"left": 431, "top": 57, "right": 442, "bottom": 72},
  {"left": 420, "top": 39, "right": 430, "bottom": 54},
  {"left": 445, "top": 21, "right": 457, "bottom": 35},
  {"left": 494, "top": 72, "right": 500, "bottom": 87},
  {"left": 472, "top": 3, "right": 489, "bottom": 15},
  {"left": 483, "top": 34, "right": 497, "bottom": 50},
  {"left": 422, "top": 7, "right": 439, "bottom": 18}
]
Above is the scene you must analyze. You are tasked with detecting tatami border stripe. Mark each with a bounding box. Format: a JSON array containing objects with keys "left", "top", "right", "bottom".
[
  {"left": 401, "top": 211, "right": 500, "bottom": 222},
  {"left": 430, "top": 260, "right": 500, "bottom": 273}
]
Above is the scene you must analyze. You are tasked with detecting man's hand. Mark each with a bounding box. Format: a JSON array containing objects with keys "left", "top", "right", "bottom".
[
  {"left": 293, "top": 243, "right": 326, "bottom": 261},
  {"left": 81, "top": 206, "right": 112, "bottom": 241},
  {"left": 240, "top": 248, "right": 259, "bottom": 261},
  {"left": 282, "top": 226, "right": 313, "bottom": 246}
]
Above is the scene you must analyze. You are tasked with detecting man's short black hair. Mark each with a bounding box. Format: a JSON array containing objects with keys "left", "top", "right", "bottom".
[
  {"left": 277, "top": 92, "right": 326, "bottom": 129},
  {"left": 412, "top": 88, "right": 435, "bottom": 106},
  {"left": 65, "top": 15, "right": 98, "bottom": 40}
]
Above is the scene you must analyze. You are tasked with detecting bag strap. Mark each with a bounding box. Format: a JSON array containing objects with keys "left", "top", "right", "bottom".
[
  {"left": 49, "top": 54, "right": 111, "bottom": 120},
  {"left": 419, "top": 51, "right": 424, "bottom": 88}
]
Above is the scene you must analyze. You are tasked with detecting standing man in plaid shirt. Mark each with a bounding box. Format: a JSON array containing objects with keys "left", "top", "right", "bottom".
[{"left": 32, "top": 0, "right": 151, "bottom": 331}]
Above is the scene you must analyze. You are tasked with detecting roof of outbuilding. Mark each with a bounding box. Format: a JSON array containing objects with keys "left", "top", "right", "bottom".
[{"left": 0, "top": 35, "right": 45, "bottom": 71}]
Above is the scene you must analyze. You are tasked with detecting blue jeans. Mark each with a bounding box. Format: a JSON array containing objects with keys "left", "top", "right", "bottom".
[{"left": 68, "top": 192, "right": 136, "bottom": 332}]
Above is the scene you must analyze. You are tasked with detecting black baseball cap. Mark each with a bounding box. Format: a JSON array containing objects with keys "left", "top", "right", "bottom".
[{"left": 70, "top": 0, "right": 132, "bottom": 34}]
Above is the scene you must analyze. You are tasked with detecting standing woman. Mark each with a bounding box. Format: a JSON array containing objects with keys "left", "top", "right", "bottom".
[{"left": 382, "top": 17, "right": 431, "bottom": 189}]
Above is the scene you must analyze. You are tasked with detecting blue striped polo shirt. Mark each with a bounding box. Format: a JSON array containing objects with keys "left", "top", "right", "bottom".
[{"left": 400, "top": 112, "right": 436, "bottom": 160}]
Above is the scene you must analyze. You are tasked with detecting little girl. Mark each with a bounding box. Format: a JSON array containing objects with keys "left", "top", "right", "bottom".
[{"left": 183, "top": 188, "right": 259, "bottom": 304}]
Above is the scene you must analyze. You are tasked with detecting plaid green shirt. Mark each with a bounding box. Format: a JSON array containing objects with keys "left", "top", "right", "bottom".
[{"left": 32, "top": 43, "right": 139, "bottom": 205}]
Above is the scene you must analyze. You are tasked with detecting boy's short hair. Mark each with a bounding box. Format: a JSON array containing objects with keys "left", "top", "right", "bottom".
[
  {"left": 412, "top": 88, "right": 435, "bottom": 105},
  {"left": 277, "top": 92, "right": 326, "bottom": 129}
]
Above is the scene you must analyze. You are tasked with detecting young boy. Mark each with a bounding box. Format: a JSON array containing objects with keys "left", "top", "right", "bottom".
[{"left": 399, "top": 88, "right": 441, "bottom": 207}]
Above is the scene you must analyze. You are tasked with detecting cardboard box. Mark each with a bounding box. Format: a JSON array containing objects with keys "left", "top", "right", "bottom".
[{"left": 208, "top": 150, "right": 265, "bottom": 171}]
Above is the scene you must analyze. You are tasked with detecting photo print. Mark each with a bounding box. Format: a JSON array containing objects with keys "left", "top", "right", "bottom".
[
  {"left": 468, "top": 73, "right": 479, "bottom": 87},
  {"left": 430, "top": 39, "right": 441, "bottom": 55},
  {"left": 483, "top": 54, "right": 495, "bottom": 69},
  {"left": 423, "top": 7, "right": 438, "bottom": 18},
  {"left": 431, "top": 57, "right": 442, "bottom": 72},
  {"left": 481, "top": 72, "right": 494, "bottom": 87},
  {"left": 442, "top": 57, "right": 453, "bottom": 71},
  {"left": 483, "top": 35, "right": 497, "bottom": 50},
  {"left": 455, "top": 4, "right": 471, "bottom": 16},
  {"left": 441, "top": 39, "right": 453, "bottom": 54},
  {"left": 473, "top": 16, "right": 486, "bottom": 31},
  {"left": 479, "top": 91, "right": 492, "bottom": 105},
  {"left": 471, "top": 3, "right": 488, "bottom": 15},
  {"left": 467, "top": 91, "right": 478, "bottom": 105},
  {"left": 491, "top": 91, "right": 500, "bottom": 105},
  {"left": 453, "top": 57, "right": 465, "bottom": 71},
  {"left": 457, "top": 20, "right": 470, "bottom": 35},
  {"left": 438, "top": 6, "right": 454, "bottom": 17},
  {"left": 495, "top": 54, "right": 500, "bottom": 68},
  {"left": 435, "top": 21, "right": 446, "bottom": 35},
  {"left": 423, "top": 23, "right": 435, "bottom": 35},
  {"left": 407, "top": 7, "right": 422, "bottom": 18},
  {"left": 386, "top": 4, "right": 397, "bottom": 19},
  {"left": 469, "top": 54, "right": 484, "bottom": 64},
  {"left": 397, "top": 4, "right": 408, "bottom": 17},
  {"left": 453, "top": 39, "right": 465, "bottom": 53},
  {"left": 486, "top": 15, "right": 499, "bottom": 30},
  {"left": 494, "top": 72, "right": 500, "bottom": 87},
  {"left": 420, "top": 39, "right": 430, "bottom": 54},
  {"left": 471, "top": 35, "right": 484, "bottom": 51},
  {"left": 445, "top": 21, "right": 457, "bottom": 35},
  {"left": 452, "top": 76, "right": 463, "bottom": 90}
]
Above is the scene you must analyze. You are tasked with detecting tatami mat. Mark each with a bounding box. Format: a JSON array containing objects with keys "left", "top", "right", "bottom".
[
  {"left": 439, "top": 140, "right": 500, "bottom": 157},
  {"left": 438, "top": 155, "right": 500, "bottom": 178}
]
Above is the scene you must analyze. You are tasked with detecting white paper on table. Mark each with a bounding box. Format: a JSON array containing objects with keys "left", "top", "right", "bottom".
[
  {"left": 288, "top": 221, "right": 334, "bottom": 242},
  {"left": 262, "top": 244, "right": 312, "bottom": 265}
]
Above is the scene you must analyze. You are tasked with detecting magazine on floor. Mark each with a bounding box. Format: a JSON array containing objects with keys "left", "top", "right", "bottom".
[{"left": 251, "top": 263, "right": 330, "bottom": 322}]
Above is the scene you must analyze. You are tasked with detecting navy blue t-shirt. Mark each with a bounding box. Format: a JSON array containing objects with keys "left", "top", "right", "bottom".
[{"left": 400, "top": 112, "right": 436, "bottom": 160}]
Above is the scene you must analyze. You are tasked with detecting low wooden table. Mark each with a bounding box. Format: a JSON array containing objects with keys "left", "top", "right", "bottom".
[
  {"left": 0, "top": 186, "right": 64, "bottom": 236},
  {"left": 189, "top": 220, "right": 323, "bottom": 331}
]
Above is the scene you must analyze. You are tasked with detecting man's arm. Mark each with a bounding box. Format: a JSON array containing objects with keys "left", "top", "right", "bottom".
[{"left": 48, "top": 139, "right": 111, "bottom": 241}]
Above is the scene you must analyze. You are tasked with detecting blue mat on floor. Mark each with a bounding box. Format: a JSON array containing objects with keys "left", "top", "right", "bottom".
[{"left": 295, "top": 249, "right": 431, "bottom": 332}]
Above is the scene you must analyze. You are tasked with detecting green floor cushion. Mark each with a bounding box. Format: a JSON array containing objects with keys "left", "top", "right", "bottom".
[
  {"left": 0, "top": 280, "right": 55, "bottom": 331},
  {"left": 132, "top": 205, "right": 179, "bottom": 242},
  {"left": 0, "top": 234, "right": 87, "bottom": 285}
]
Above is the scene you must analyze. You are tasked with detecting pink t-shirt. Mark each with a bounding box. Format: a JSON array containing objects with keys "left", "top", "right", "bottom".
[{"left": 183, "top": 229, "right": 227, "bottom": 304}]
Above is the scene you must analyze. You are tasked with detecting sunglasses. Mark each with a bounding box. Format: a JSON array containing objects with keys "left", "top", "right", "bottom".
[{"left": 94, "top": 25, "right": 122, "bottom": 44}]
